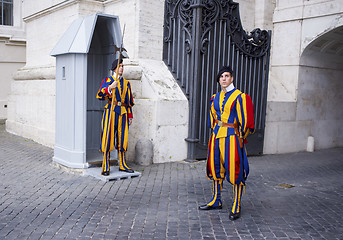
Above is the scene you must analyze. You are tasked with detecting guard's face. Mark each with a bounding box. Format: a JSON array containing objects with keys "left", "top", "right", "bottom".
[
  {"left": 219, "top": 72, "right": 233, "bottom": 88},
  {"left": 116, "top": 63, "right": 124, "bottom": 76}
]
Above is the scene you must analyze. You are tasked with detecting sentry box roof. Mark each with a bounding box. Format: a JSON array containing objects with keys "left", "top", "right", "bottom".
[{"left": 51, "top": 13, "right": 126, "bottom": 57}]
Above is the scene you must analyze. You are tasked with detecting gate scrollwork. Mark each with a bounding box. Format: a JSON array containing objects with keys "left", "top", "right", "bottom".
[
  {"left": 164, "top": 0, "right": 270, "bottom": 57},
  {"left": 163, "top": 0, "right": 271, "bottom": 159}
]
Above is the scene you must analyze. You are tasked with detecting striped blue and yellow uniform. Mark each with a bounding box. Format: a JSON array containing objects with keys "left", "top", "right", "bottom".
[
  {"left": 96, "top": 75, "right": 135, "bottom": 173},
  {"left": 206, "top": 88, "right": 254, "bottom": 213}
]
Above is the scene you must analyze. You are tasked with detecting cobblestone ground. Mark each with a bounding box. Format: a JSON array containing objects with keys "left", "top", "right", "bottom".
[{"left": 0, "top": 124, "right": 342, "bottom": 240}]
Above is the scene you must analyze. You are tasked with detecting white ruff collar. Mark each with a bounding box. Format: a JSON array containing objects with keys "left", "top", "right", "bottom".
[{"left": 223, "top": 83, "right": 235, "bottom": 92}]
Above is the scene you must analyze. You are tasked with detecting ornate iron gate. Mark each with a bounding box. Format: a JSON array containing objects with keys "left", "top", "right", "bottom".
[{"left": 163, "top": 0, "right": 271, "bottom": 160}]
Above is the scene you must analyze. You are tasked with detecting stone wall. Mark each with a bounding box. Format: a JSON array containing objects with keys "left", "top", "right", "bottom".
[
  {"left": 124, "top": 59, "right": 188, "bottom": 164},
  {"left": 0, "top": 39, "right": 25, "bottom": 119},
  {"left": 0, "top": 0, "right": 26, "bottom": 119},
  {"left": 264, "top": 0, "right": 343, "bottom": 153}
]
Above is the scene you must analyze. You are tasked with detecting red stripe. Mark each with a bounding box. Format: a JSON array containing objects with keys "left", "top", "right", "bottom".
[
  {"left": 245, "top": 94, "right": 255, "bottom": 130},
  {"left": 98, "top": 78, "right": 106, "bottom": 92},
  {"left": 234, "top": 140, "right": 240, "bottom": 181},
  {"left": 105, "top": 86, "right": 110, "bottom": 95}
]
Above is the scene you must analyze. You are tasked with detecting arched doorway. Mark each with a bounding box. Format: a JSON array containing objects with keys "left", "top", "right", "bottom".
[{"left": 298, "top": 25, "right": 343, "bottom": 149}]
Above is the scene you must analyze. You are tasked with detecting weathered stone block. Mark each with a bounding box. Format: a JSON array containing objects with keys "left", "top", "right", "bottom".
[{"left": 135, "top": 139, "right": 153, "bottom": 166}]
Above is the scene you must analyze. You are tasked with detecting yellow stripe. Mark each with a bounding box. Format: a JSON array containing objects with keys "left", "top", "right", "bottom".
[
  {"left": 218, "top": 138, "right": 226, "bottom": 179},
  {"left": 115, "top": 76, "right": 122, "bottom": 97},
  {"left": 122, "top": 79, "right": 128, "bottom": 101},
  {"left": 102, "top": 151, "right": 109, "bottom": 173},
  {"left": 117, "top": 115, "right": 122, "bottom": 150},
  {"left": 232, "top": 184, "right": 243, "bottom": 213},
  {"left": 123, "top": 117, "right": 129, "bottom": 150},
  {"left": 101, "top": 109, "right": 115, "bottom": 153},
  {"left": 242, "top": 94, "right": 248, "bottom": 133},
  {"left": 106, "top": 152, "right": 110, "bottom": 171},
  {"left": 122, "top": 152, "right": 129, "bottom": 169},
  {"left": 219, "top": 91, "right": 225, "bottom": 113},
  {"left": 232, "top": 185, "right": 237, "bottom": 212},
  {"left": 210, "top": 105, "right": 216, "bottom": 129},
  {"left": 101, "top": 110, "right": 107, "bottom": 152},
  {"left": 209, "top": 134, "right": 216, "bottom": 179},
  {"left": 236, "top": 97, "right": 243, "bottom": 129},
  {"left": 101, "top": 110, "right": 109, "bottom": 152},
  {"left": 101, "top": 154, "right": 105, "bottom": 172},
  {"left": 116, "top": 77, "right": 129, "bottom": 105},
  {"left": 118, "top": 151, "right": 123, "bottom": 169},
  {"left": 229, "top": 135, "right": 236, "bottom": 184},
  {"left": 208, "top": 181, "right": 217, "bottom": 205},
  {"left": 221, "top": 90, "right": 241, "bottom": 121},
  {"left": 238, "top": 184, "right": 242, "bottom": 211},
  {"left": 118, "top": 151, "right": 127, "bottom": 169},
  {"left": 231, "top": 184, "right": 243, "bottom": 213},
  {"left": 210, "top": 94, "right": 216, "bottom": 129},
  {"left": 109, "top": 113, "right": 115, "bottom": 151},
  {"left": 219, "top": 91, "right": 226, "bottom": 119}
]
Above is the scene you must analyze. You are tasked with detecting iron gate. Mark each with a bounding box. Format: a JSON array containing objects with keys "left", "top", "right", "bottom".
[{"left": 163, "top": 0, "right": 271, "bottom": 160}]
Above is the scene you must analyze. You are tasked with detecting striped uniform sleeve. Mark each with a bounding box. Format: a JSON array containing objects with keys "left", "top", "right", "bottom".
[
  {"left": 236, "top": 93, "right": 255, "bottom": 138},
  {"left": 207, "top": 94, "right": 217, "bottom": 129},
  {"left": 96, "top": 77, "right": 112, "bottom": 101},
  {"left": 126, "top": 81, "right": 135, "bottom": 119}
]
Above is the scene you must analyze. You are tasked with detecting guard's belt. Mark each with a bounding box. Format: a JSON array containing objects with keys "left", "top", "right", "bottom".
[
  {"left": 215, "top": 120, "right": 243, "bottom": 148},
  {"left": 215, "top": 120, "right": 237, "bottom": 128},
  {"left": 115, "top": 102, "right": 127, "bottom": 107},
  {"left": 108, "top": 100, "right": 127, "bottom": 107}
]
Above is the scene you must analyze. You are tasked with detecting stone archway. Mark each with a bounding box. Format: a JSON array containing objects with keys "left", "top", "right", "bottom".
[{"left": 298, "top": 25, "right": 343, "bottom": 150}]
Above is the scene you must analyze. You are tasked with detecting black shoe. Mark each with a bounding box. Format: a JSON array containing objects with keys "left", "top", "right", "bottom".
[
  {"left": 229, "top": 211, "right": 241, "bottom": 221},
  {"left": 102, "top": 171, "right": 110, "bottom": 176},
  {"left": 198, "top": 204, "right": 222, "bottom": 210},
  {"left": 119, "top": 168, "right": 134, "bottom": 173}
]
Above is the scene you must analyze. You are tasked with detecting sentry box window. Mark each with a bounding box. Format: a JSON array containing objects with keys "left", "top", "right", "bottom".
[{"left": 62, "top": 66, "right": 66, "bottom": 80}]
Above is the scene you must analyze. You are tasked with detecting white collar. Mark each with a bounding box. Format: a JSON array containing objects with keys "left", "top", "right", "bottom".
[{"left": 225, "top": 83, "right": 235, "bottom": 92}]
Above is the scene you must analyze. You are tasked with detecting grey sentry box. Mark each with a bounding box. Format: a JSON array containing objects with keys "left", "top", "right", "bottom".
[{"left": 51, "top": 13, "right": 124, "bottom": 168}]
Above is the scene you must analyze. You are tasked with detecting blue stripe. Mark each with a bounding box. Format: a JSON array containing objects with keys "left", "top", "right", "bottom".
[
  {"left": 213, "top": 93, "right": 221, "bottom": 121},
  {"left": 235, "top": 135, "right": 245, "bottom": 185},
  {"left": 114, "top": 113, "right": 119, "bottom": 149},
  {"left": 221, "top": 92, "right": 230, "bottom": 112},
  {"left": 224, "top": 137, "right": 230, "bottom": 177},
  {"left": 214, "top": 138, "right": 221, "bottom": 178},
  {"left": 120, "top": 114, "right": 127, "bottom": 152},
  {"left": 100, "top": 109, "right": 110, "bottom": 151},
  {"left": 242, "top": 146, "right": 250, "bottom": 181},
  {"left": 120, "top": 77, "right": 124, "bottom": 92},
  {"left": 104, "top": 152, "right": 110, "bottom": 172}
]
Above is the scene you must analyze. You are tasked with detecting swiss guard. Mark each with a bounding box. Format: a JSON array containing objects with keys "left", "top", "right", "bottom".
[
  {"left": 96, "top": 58, "right": 135, "bottom": 176},
  {"left": 199, "top": 66, "right": 255, "bottom": 221}
]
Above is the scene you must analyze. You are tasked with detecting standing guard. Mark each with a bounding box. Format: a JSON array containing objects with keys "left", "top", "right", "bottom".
[
  {"left": 199, "top": 66, "right": 255, "bottom": 221},
  {"left": 96, "top": 57, "right": 135, "bottom": 175}
]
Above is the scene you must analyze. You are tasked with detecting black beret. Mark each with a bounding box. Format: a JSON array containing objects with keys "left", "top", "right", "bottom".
[
  {"left": 216, "top": 66, "right": 233, "bottom": 82},
  {"left": 111, "top": 58, "right": 123, "bottom": 71}
]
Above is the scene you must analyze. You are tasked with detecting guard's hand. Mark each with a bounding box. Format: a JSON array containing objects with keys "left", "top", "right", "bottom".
[
  {"left": 129, "top": 118, "right": 132, "bottom": 126},
  {"left": 109, "top": 81, "right": 118, "bottom": 91}
]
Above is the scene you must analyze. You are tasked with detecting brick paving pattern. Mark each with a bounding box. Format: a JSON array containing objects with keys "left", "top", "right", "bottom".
[{"left": 0, "top": 124, "right": 342, "bottom": 239}]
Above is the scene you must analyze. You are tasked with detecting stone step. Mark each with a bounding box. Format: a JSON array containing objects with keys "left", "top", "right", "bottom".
[{"left": 85, "top": 167, "right": 141, "bottom": 182}]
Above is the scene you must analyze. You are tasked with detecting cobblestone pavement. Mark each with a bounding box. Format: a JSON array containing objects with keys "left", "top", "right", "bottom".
[{"left": 1, "top": 124, "right": 342, "bottom": 240}]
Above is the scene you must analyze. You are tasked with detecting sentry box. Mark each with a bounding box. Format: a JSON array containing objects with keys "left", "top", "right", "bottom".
[{"left": 51, "top": 13, "right": 125, "bottom": 168}]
